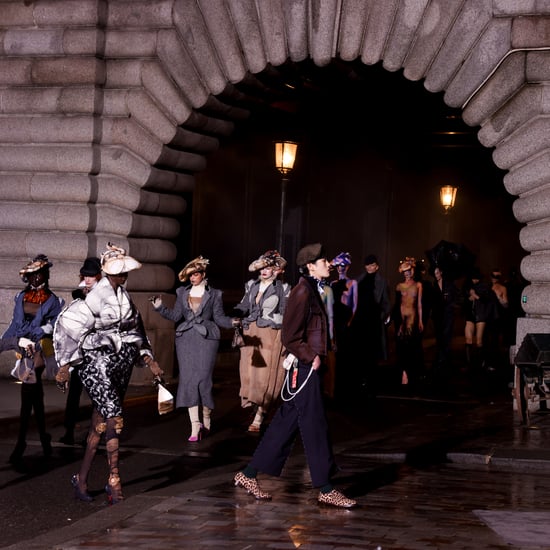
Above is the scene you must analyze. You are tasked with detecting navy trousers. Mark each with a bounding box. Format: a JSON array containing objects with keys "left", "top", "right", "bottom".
[{"left": 250, "top": 361, "right": 336, "bottom": 488}]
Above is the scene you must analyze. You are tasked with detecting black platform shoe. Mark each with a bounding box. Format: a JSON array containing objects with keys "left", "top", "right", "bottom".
[
  {"left": 8, "top": 441, "right": 26, "bottom": 465},
  {"left": 41, "top": 433, "right": 52, "bottom": 457}
]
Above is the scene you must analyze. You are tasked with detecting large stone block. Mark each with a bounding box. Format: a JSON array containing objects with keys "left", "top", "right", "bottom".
[
  {"left": 338, "top": 0, "right": 369, "bottom": 62},
  {"left": 285, "top": 0, "right": 311, "bottom": 63},
  {"left": 105, "top": 30, "right": 158, "bottom": 57},
  {"left": 526, "top": 51, "right": 550, "bottom": 82},
  {"left": 0, "top": 115, "right": 94, "bottom": 143},
  {"left": 31, "top": 57, "right": 105, "bottom": 86},
  {"left": 4, "top": 29, "right": 64, "bottom": 55},
  {"left": 156, "top": 29, "right": 211, "bottom": 106},
  {"left": 1, "top": 1, "right": 35, "bottom": 26},
  {"left": 512, "top": 15, "right": 550, "bottom": 48},
  {"left": 0, "top": 59, "right": 32, "bottom": 85},
  {"left": 63, "top": 29, "right": 103, "bottom": 55},
  {"left": 478, "top": 85, "right": 543, "bottom": 148},
  {"left": 101, "top": 118, "right": 163, "bottom": 165},
  {"left": 129, "top": 212, "right": 181, "bottom": 240},
  {"left": 519, "top": 283, "right": 550, "bottom": 315},
  {"left": 145, "top": 167, "right": 195, "bottom": 193},
  {"left": 425, "top": 0, "right": 492, "bottom": 93},
  {"left": 172, "top": 3, "right": 227, "bottom": 96},
  {"left": 462, "top": 52, "right": 525, "bottom": 127},
  {"left": 199, "top": 0, "right": 248, "bottom": 80},
  {"left": 520, "top": 220, "right": 550, "bottom": 252},
  {"left": 141, "top": 61, "right": 193, "bottom": 124},
  {"left": 226, "top": 0, "right": 267, "bottom": 73},
  {"left": 383, "top": 0, "right": 429, "bottom": 72},
  {"left": 34, "top": 0, "right": 100, "bottom": 26},
  {"left": 362, "top": 0, "right": 399, "bottom": 66},
  {"left": 255, "top": 0, "right": 287, "bottom": 66},
  {"left": 504, "top": 150, "right": 550, "bottom": 195},
  {"left": 444, "top": 18, "right": 512, "bottom": 109},
  {"left": 404, "top": 0, "right": 464, "bottom": 82},
  {"left": 493, "top": 117, "right": 550, "bottom": 169},
  {"left": 107, "top": 0, "right": 174, "bottom": 28},
  {"left": 513, "top": 186, "right": 550, "bottom": 223},
  {"left": 0, "top": 203, "right": 90, "bottom": 231}
]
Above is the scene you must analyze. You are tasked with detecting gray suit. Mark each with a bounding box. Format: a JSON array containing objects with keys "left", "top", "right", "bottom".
[{"left": 156, "top": 285, "right": 233, "bottom": 409}]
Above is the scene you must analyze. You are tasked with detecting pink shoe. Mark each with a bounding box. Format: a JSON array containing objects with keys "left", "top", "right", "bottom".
[{"left": 188, "top": 428, "right": 202, "bottom": 442}]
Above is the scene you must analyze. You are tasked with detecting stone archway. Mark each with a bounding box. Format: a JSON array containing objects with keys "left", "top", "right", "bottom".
[{"left": 0, "top": 0, "right": 549, "bottom": 375}]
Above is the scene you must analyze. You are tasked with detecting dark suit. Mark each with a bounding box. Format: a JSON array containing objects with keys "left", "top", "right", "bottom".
[{"left": 250, "top": 276, "right": 336, "bottom": 487}]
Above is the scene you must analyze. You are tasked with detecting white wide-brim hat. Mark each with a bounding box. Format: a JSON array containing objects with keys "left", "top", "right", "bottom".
[{"left": 101, "top": 242, "right": 142, "bottom": 275}]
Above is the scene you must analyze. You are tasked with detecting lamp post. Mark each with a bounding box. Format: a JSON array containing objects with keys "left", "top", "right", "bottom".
[
  {"left": 274, "top": 141, "right": 298, "bottom": 254},
  {"left": 440, "top": 185, "right": 458, "bottom": 214}
]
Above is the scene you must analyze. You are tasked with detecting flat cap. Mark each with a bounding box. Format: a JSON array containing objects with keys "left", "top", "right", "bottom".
[{"left": 296, "top": 243, "right": 325, "bottom": 267}]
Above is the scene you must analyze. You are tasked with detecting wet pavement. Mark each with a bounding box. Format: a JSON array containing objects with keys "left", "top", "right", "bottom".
[{"left": 3, "top": 341, "right": 550, "bottom": 549}]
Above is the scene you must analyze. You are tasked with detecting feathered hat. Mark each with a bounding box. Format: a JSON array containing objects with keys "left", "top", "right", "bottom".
[
  {"left": 19, "top": 254, "right": 53, "bottom": 282},
  {"left": 331, "top": 252, "right": 352, "bottom": 267},
  {"left": 398, "top": 256, "right": 416, "bottom": 273},
  {"left": 178, "top": 255, "right": 210, "bottom": 282},
  {"left": 248, "top": 250, "right": 287, "bottom": 272},
  {"left": 101, "top": 243, "right": 142, "bottom": 275}
]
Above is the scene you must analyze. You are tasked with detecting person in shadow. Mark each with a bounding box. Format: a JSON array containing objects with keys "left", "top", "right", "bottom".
[
  {"left": 350, "top": 254, "right": 391, "bottom": 396},
  {"left": 329, "top": 252, "right": 358, "bottom": 399},
  {"left": 59, "top": 256, "right": 102, "bottom": 446},
  {"left": 431, "top": 265, "right": 458, "bottom": 380}
]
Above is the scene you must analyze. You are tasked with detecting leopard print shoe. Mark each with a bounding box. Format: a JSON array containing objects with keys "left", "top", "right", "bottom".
[
  {"left": 318, "top": 489, "right": 357, "bottom": 508},
  {"left": 234, "top": 472, "right": 272, "bottom": 500}
]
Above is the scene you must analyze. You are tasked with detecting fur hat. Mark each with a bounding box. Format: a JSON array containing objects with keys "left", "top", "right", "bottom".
[
  {"left": 248, "top": 250, "right": 287, "bottom": 272},
  {"left": 331, "top": 252, "right": 352, "bottom": 267},
  {"left": 398, "top": 257, "right": 416, "bottom": 273},
  {"left": 80, "top": 257, "right": 101, "bottom": 277},
  {"left": 296, "top": 243, "right": 325, "bottom": 267},
  {"left": 19, "top": 254, "right": 52, "bottom": 276},
  {"left": 178, "top": 255, "right": 209, "bottom": 282},
  {"left": 101, "top": 243, "right": 142, "bottom": 275}
]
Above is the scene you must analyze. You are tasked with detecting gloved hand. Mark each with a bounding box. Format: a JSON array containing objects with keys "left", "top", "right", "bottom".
[
  {"left": 18, "top": 337, "right": 35, "bottom": 353},
  {"left": 41, "top": 322, "right": 54, "bottom": 335},
  {"left": 149, "top": 295, "right": 162, "bottom": 309},
  {"left": 143, "top": 354, "right": 164, "bottom": 377},
  {"left": 55, "top": 365, "right": 70, "bottom": 393}
]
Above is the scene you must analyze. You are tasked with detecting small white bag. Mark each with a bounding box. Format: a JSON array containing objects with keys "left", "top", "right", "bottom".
[
  {"left": 156, "top": 380, "right": 174, "bottom": 415},
  {"left": 10, "top": 357, "right": 36, "bottom": 384}
]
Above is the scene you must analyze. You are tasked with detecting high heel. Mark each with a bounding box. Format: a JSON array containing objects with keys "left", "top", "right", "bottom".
[
  {"left": 188, "top": 422, "right": 202, "bottom": 442},
  {"left": 105, "top": 474, "right": 124, "bottom": 505},
  {"left": 71, "top": 474, "right": 93, "bottom": 502}
]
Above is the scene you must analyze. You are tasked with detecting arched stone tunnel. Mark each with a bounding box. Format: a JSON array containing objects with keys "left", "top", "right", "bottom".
[{"left": 0, "top": 0, "right": 549, "bottom": 379}]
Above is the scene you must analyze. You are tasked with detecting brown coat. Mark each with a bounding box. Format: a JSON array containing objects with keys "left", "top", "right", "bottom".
[{"left": 281, "top": 276, "right": 328, "bottom": 364}]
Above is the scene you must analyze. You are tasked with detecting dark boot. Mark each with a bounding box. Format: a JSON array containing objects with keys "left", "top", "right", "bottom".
[
  {"left": 465, "top": 344, "right": 472, "bottom": 366},
  {"left": 9, "top": 440, "right": 26, "bottom": 464},
  {"left": 41, "top": 433, "right": 52, "bottom": 457}
]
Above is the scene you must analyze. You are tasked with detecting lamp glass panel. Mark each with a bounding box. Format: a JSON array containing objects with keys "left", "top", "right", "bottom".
[
  {"left": 275, "top": 142, "right": 298, "bottom": 174},
  {"left": 440, "top": 186, "right": 457, "bottom": 209}
]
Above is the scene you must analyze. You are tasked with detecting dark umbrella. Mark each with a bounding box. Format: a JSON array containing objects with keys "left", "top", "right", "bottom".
[{"left": 426, "top": 240, "right": 476, "bottom": 280}]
